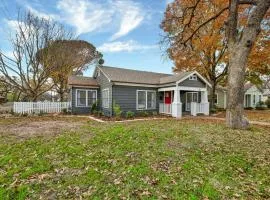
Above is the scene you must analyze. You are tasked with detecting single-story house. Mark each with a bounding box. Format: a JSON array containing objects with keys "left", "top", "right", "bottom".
[
  {"left": 68, "top": 66, "right": 212, "bottom": 118},
  {"left": 212, "top": 82, "right": 264, "bottom": 109}
]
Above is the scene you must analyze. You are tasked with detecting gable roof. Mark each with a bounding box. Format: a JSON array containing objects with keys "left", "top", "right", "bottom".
[
  {"left": 99, "top": 66, "right": 171, "bottom": 85},
  {"left": 68, "top": 75, "right": 98, "bottom": 87},
  {"left": 69, "top": 66, "right": 211, "bottom": 87},
  {"left": 159, "top": 71, "right": 194, "bottom": 84}
]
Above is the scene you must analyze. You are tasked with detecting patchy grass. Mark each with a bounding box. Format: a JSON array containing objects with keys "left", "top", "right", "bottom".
[
  {"left": 215, "top": 110, "right": 270, "bottom": 123},
  {"left": 0, "top": 117, "right": 269, "bottom": 199}
]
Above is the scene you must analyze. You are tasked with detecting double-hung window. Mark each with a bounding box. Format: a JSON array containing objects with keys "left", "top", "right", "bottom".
[
  {"left": 76, "top": 89, "right": 97, "bottom": 107},
  {"left": 102, "top": 89, "right": 109, "bottom": 108},
  {"left": 137, "top": 90, "right": 156, "bottom": 110}
]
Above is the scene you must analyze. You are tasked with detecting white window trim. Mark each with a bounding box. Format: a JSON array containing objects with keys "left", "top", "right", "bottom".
[
  {"left": 136, "top": 90, "right": 156, "bottom": 110},
  {"left": 75, "top": 89, "right": 97, "bottom": 107},
  {"left": 189, "top": 74, "right": 197, "bottom": 81},
  {"left": 102, "top": 88, "right": 109, "bottom": 109}
]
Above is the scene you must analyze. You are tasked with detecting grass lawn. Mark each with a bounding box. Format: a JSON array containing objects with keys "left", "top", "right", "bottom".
[
  {"left": 0, "top": 117, "right": 269, "bottom": 199},
  {"left": 215, "top": 110, "right": 270, "bottom": 123}
]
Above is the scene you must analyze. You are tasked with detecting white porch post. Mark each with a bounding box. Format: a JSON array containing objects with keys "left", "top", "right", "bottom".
[
  {"left": 201, "top": 90, "right": 209, "bottom": 115},
  {"left": 172, "top": 86, "right": 182, "bottom": 118}
]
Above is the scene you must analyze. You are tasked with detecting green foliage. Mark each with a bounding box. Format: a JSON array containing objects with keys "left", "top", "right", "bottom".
[
  {"left": 137, "top": 111, "right": 149, "bottom": 117},
  {"left": 38, "top": 111, "right": 46, "bottom": 116},
  {"left": 126, "top": 111, "right": 135, "bottom": 119},
  {"left": 210, "top": 108, "right": 217, "bottom": 114},
  {"left": 256, "top": 101, "right": 266, "bottom": 110},
  {"left": 62, "top": 108, "right": 67, "bottom": 114},
  {"left": 245, "top": 107, "right": 254, "bottom": 110},
  {"left": 113, "top": 101, "right": 122, "bottom": 117},
  {"left": 91, "top": 100, "right": 100, "bottom": 113},
  {"left": 152, "top": 111, "right": 158, "bottom": 116}
]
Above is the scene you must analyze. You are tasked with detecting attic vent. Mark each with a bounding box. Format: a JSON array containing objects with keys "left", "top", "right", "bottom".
[{"left": 189, "top": 74, "right": 197, "bottom": 81}]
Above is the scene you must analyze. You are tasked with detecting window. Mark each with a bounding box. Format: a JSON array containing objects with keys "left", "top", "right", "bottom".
[
  {"left": 76, "top": 89, "right": 97, "bottom": 107},
  {"left": 137, "top": 90, "right": 156, "bottom": 110},
  {"left": 102, "top": 89, "right": 109, "bottom": 108},
  {"left": 189, "top": 74, "right": 197, "bottom": 80},
  {"left": 253, "top": 95, "right": 256, "bottom": 104},
  {"left": 259, "top": 95, "right": 262, "bottom": 102}
]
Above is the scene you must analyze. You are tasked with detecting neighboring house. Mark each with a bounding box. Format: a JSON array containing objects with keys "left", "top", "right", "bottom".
[
  {"left": 68, "top": 66, "right": 212, "bottom": 118},
  {"left": 212, "top": 83, "right": 264, "bottom": 109},
  {"left": 262, "top": 82, "right": 270, "bottom": 102},
  {"left": 208, "top": 86, "right": 227, "bottom": 109}
]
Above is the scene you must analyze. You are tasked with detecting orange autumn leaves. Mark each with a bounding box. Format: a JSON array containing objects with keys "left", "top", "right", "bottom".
[{"left": 162, "top": 0, "right": 269, "bottom": 78}]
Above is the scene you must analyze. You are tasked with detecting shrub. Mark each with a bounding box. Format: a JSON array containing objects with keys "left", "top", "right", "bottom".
[
  {"left": 113, "top": 102, "right": 122, "bottom": 118},
  {"left": 245, "top": 107, "right": 254, "bottom": 110},
  {"left": 91, "top": 100, "right": 99, "bottom": 113},
  {"left": 96, "top": 111, "right": 103, "bottom": 117},
  {"left": 255, "top": 101, "right": 266, "bottom": 110},
  {"left": 152, "top": 111, "right": 158, "bottom": 116},
  {"left": 38, "top": 111, "right": 46, "bottom": 116},
  {"left": 126, "top": 111, "right": 135, "bottom": 119},
  {"left": 210, "top": 108, "right": 217, "bottom": 114},
  {"left": 21, "top": 112, "right": 28, "bottom": 117},
  {"left": 137, "top": 111, "right": 149, "bottom": 117},
  {"left": 265, "top": 98, "right": 270, "bottom": 108},
  {"left": 62, "top": 108, "right": 67, "bottom": 114}
]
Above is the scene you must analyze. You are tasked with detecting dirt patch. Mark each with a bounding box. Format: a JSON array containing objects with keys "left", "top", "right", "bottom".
[{"left": 0, "top": 120, "right": 84, "bottom": 139}]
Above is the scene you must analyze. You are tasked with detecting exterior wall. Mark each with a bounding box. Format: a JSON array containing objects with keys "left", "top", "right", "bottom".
[
  {"left": 178, "top": 77, "right": 206, "bottom": 88},
  {"left": 96, "top": 70, "right": 113, "bottom": 116},
  {"left": 71, "top": 86, "right": 100, "bottom": 114},
  {"left": 208, "top": 88, "right": 227, "bottom": 109},
  {"left": 244, "top": 86, "right": 263, "bottom": 108},
  {"left": 112, "top": 85, "right": 159, "bottom": 114}
]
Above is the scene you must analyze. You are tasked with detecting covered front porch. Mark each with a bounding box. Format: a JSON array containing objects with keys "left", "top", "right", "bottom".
[{"left": 158, "top": 86, "right": 209, "bottom": 118}]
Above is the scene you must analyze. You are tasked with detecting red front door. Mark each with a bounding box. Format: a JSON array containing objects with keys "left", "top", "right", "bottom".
[{"left": 165, "top": 91, "right": 171, "bottom": 104}]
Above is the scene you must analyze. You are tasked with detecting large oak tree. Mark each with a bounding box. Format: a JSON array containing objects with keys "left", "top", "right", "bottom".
[{"left": 161, "top": 0, "right": 270, "bottom": 129}]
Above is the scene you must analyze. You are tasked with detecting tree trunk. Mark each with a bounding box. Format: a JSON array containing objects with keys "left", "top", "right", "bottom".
[
  {"left": 226, "top": 0, "right": 270, "bottom": 129},
  {"left": 210, "top": 81, "right": 216, "bottom": 110},
  {"left": 226, "top": 44, "right": 249, "bottom": 129}
]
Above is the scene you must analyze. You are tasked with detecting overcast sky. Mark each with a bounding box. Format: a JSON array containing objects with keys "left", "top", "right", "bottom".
[{"left": 0, "top": 0, "right": 174, "bottom": 76}]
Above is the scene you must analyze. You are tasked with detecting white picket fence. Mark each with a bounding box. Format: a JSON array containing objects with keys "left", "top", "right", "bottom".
[{"left": 13, "top": 102, "right": 71, "bottom": 114}]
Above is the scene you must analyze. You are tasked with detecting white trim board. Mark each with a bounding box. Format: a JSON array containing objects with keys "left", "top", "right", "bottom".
[
  {"left": 102, "top": 88, "right": 110, "bottom": 108},
  {"left": 158, "top": 86, "right": 207, "bottom": 92}
]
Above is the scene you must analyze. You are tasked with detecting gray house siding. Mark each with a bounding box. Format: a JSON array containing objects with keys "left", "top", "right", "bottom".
[
  {"left": 112, "top": 85, "right": 159, "bottom": 114},
  {"left": 71, "top": 86, "right": 100, "bottom": 114},
  {"left": 95, "top": 71, "right": 113, "bottom": 116},
  {"left": 179, "top": 77, "right": 206, "bottom": 88}
]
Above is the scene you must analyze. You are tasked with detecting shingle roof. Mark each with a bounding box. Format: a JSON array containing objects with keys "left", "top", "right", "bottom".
[
  {"left": 159, "top": 71, "right": 194, "bottom": 84},
  {"left": 100, "top": 66, "right": 172, "bottom": 85},
  {"left": 68, "top": 75, "right": 98, "bottom": 86}
]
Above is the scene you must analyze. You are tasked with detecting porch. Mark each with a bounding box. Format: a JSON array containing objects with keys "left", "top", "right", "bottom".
[{"left": 158, "top": 87, "right": 209, "bottom": 117}]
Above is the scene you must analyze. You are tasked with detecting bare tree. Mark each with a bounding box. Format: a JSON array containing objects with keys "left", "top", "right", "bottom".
[{"left": 0, "top": 11, "right": 73, "bottom": 101}]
